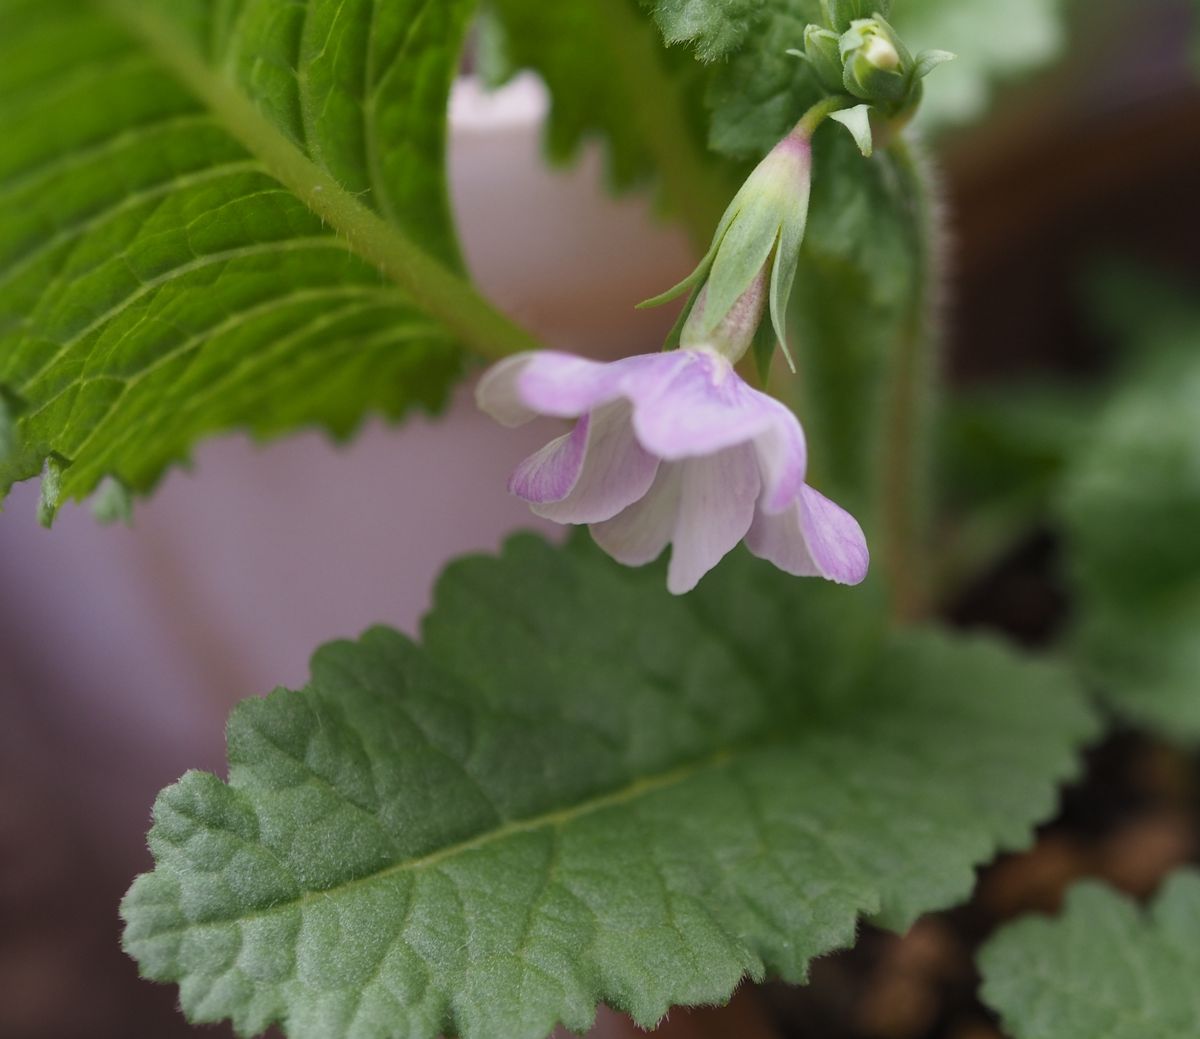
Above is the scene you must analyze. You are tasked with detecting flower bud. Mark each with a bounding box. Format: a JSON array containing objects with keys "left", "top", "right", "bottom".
[
  {"left": 679, "top": 268, "right": 768, "bottom": 363},
  {"left": 802, "top": 26, "right": 845, "bottom": 95},
  {"left": 841, "top": 18, "right": 912, "bottom": 108},
  {"left": 820, "top": 0, "right": 891, "bottom": 33},
  {"left": 640, "top": 128, "right": 814, "bottom": 371}
]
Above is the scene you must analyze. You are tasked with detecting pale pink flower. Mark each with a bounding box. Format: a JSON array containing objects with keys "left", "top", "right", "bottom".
[{"left": 476, "top": 348, "right": 868, "bottom": 594}]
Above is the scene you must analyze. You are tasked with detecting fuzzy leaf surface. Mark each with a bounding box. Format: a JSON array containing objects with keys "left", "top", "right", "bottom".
[
  {"left": 0, "top": 0, "right": 481, "bottom": 517},
  {"left": 979, "top": 871, "right": 1200, "bottom": 1039},
  {"left": 123, "top": 536, "right": 1096, "bottom": 1039}
]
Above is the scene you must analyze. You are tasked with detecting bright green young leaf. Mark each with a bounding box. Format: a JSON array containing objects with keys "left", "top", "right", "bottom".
[
  {"left": 122, "top": 535, "right": 1096, "bottom": 1039},
  {"left": 1061, "top": 329, "right": 1200, "bottom": 741},
  {"left": 979, "top": 870, "right": 1200, "bottom": 1039},
  {"left": 0, "top": 0, "right": 537, "bottom": 521}
]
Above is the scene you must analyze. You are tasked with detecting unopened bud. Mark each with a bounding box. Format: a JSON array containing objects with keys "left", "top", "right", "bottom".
[
  {"left": 841, "top": 18, "right": 911, "bottom": 108},
  {"left": 862, "top": 34, "right": 900, "bottom": 71},
  {"left": 802, "top": 26, "right": 845, "bottom": 95},
  {"left": 641, "top": 127, "right": 815, "bottom": 370},
  {"left": 680, "top": 268, "right": 768, "bottom": 364}
]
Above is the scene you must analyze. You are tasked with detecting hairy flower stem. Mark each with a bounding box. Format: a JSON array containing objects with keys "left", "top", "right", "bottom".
[{"left": 879, "top": 137, "right": 942, "bottom": 622}]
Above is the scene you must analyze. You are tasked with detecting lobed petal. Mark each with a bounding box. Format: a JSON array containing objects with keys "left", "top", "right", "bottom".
[
  {"left": 624, "top": 352, "right": 808, "bottom": 509},
  {"left": 513, "top": 402, "right": 659, "bottom": 524},
  {"left": 745, "top": 484, "right": 869, "bottom": 585},
  {"left": 667, "top": 444, "right": 761, "bottom": 595},
  {"left": 628, "top": 351, "right": 772, "bottom": 458}
]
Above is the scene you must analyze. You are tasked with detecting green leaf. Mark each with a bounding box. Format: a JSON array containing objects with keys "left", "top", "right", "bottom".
[
  {"left": 1060, "top": 337, "right": 1200, "bottom": 741},
  {"left": 933, "top": 382, "right": 1096, "bottom": 593},
  {"left": 648, "top": 0, "right": 765, "bottom": 62},
  {"left": 122, "top": 535, "right": 1096, "bottom": 1039},
  {"left": 979, "top": 870, "right": 1200, "bottom": 1039},
  {"left": 0, "top": 0, "right": 537, "bottom": 516},
  {"left": 479, "top": 0, "right": 733, "bottom": 246},
  {"left": 700, "top": 0, "right": 825, "bottom": 161},
  {"left": 940, "top": 385, "right": 1095, "bottom": 516},
  {"left": 643, "top": 0, "right": 1066, "bottom": 159}
]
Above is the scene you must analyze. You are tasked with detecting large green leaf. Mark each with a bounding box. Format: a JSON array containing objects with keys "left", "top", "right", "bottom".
[
  {"left": 122, "top": 536, "right": 1096, "bottom": 1039},
  {"left": 979, "top": 870, "right": 1200, "bottom": 1039},
  {"left": 1060, "top": 323, "right": 1200, "bottom": 741},
  {"left": 0, "top": 0, "right": 536, "bottom": 520}
]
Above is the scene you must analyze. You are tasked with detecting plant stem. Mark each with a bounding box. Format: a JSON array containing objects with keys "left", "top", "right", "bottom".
[
  {"left": 101, "top": 0, "right": 544, "bottom": 362},
  {"left": 794, "top": 95, "right": 856, "bottom": 137},
  {"left": 879, "top": 137, "right": 942, "bottom": 622}
]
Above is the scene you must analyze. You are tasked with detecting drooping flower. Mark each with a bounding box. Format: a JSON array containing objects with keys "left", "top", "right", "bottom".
[
  {"left": 641, "top": 113, "right": 817, "bottom": 373},
  {"left": 476, "top": 318, "right": 868, "bottom": 594},
  {"left": 477, "top": 114, "right": 870, "bottom": 596}
]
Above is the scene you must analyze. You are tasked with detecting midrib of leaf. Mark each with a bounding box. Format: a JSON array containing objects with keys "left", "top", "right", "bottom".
[
  {"left": 96, "top": 0, "right": 542, "bottom": 363},
  {"left": 201, "top": 746, "right": 742, "bottom": 929}
]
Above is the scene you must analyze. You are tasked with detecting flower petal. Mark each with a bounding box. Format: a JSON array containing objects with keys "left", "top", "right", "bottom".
[
  {"left": 745, "top": 484, "right": 869, "bottom": 585},
  {"left": 479, "top": 351, "right": 809, "bottom": 507},
  {"left": 514, "top": 402, "right": 659, "bottom": 523},
  {"left": 507, "top": 419, "right": 589, "bottom": 506},
  {"left": 590, "top": 464, "right": 682, "bottom": 566},
  {"left": 477, "top": 351, "right": 653, "bottom": 425},
  {"left": 625, "top": 352, "right": 808, "bottom": 503},
  {"left": 628, "top": 351, "right": 771, "bottom": 458},
  {"left": 753, "top": 405, "right": 807, "bottom": 514},
  {"left": 475, "top": 354, "right": 540, "bottom": 427},
  {"left": 515, "top": 352, "right": 660, "bottom": 418},
  {"left": 667, "top": 444, "right": 761, "bottom": 595}
]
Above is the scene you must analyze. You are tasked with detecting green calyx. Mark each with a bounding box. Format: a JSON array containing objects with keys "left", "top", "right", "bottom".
[
  {"left": 793, "top": 14, "right": 954, "bottom": 154},
  {"left": 841, "top": 18, "right": 912, "bottom": 107},
  {"left": 641, "top": 7, "right": 952, "bottom": 373},
  {"left": 802, "top": 26, "right": 845, "bottom": 95},
  {"left": 640, "top": 126, "right": 816, "bottom": 371}
]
